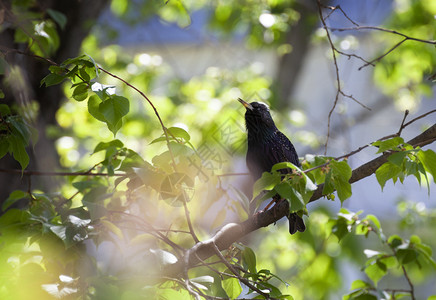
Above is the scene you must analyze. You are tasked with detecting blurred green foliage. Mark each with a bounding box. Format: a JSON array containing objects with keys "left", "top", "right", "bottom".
[
  {"left": 374, "top": 0, "right": 436, "bottom": 111},
  {"left": 0, "top": 0, "right": 436, "bottom": 299}
]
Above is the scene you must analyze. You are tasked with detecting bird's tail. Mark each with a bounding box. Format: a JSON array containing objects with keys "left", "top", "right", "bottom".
[{"left": 288, "top": 213, "right": 305, "bottom": 235}]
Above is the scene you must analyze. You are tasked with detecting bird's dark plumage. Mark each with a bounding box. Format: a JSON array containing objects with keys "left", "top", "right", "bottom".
[{"left": 239, "top": 98, "right": 305, "bottom": 234}]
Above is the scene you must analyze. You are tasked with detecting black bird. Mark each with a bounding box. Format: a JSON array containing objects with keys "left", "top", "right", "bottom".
[{"left": 239, "top": 98, "right": 305, "bottom": 234}]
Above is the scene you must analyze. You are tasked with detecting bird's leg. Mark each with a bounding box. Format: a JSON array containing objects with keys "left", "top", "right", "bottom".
[
  {"left": 260, "top": 195, "right": 283, "bottom": 224},
  {"left": 262, "top": 197, "right": 278, "bottom": 211}
]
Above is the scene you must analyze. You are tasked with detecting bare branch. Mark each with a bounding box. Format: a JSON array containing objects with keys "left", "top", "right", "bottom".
[
  {"left": 358, "top": 38, "right": 407, "bottom": 70},
  {"left": 403, "top": 109, "right": 436, "bottom": 128},
  {"left": 397, "top": 110, "right": 409, "bottom": 136},
  {"left": 328, "top": 26, "right": 436, "bottom": 70},
  {"left": 321, "top": 4, "right": 359, "bottom": 26},
  {"left": 316, "top": 1, "right": 370, "bottom": 154},
  {"left": 330, "top": 26, "right": 436, "bottom": 45},
  {"left": 317, "top": 0, "right": 341, "bottom": 154}
]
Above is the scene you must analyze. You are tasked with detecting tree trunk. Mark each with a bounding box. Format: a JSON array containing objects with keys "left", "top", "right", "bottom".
[{"left": 275, "top": 1, "right": 319, "bottom": 109}]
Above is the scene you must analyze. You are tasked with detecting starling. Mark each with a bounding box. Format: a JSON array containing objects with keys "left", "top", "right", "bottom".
[{"left": 239, "top": 98, "right": 305, "bottom": 234}]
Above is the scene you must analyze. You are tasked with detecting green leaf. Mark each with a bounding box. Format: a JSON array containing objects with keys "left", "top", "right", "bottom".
[
  {"left": 350, "top": 279, "right": 371, "bottom": 290},
  {"left": 0, "top": 138, "right": 9, "bottom": 159},
  {"left": 364, "top": 260, "right": 387, "bottom": 286},
  {"left": 221, "top": 277, "right": 242, "bottom": 299},
  {"left": 428, "top": 296, "right": 436, "bottom": 300},
  {"left": 372, "top": 137, "right": 404, "bottom": 153},
  {"left": 365, "top": 214, "right": 381, "bottom": 231},
  {"left": 252, "top": 171, "right": 281, "bottom": 199},
  {"left": 41, "top": 72, "right": 65, "bottom": 87},
  {"left": 9, "top": 116, "right": 31, "bottom": 143},
  {"left": 47, "top": 9, "right": 67, "bottom": 29},
  {"left": 93, "top": 139, "right": 124, "bottom": 153},
  {"left": 7, "top": 134, "right": 29, "bottom": 170},
  {"left": 0, "top": 104, "right": 11, "bottom": 116},
  {"left": 99, "top": 95, "right": 129, "bottom": 135},
  {"left": 388, "top": 151, "right": 407, "bottom": 166},
  {"left": 72, "top": 84, "right": 89, "bottom": 101},
  {"left": 167, "top": 127, "right": 190, "bottom": 142},
  {"left": 349, "top": 293, "right": 377, "bottom": 300},
  {"left": 157, "top": 288, "right": 191, "bottom": 300},
  {"left": 287, "top": 190, "right": 305, "bottom": 211},
  {"left": 330, "top": 160, "right": 352, "bottom": 203},
  {"left": 322, "top": 170, "right": 335, "bottom": 195},
  {"left": 87, "top": 95, "right": 106, "bottom": 122},
  {"left": 100, "top": 219, "right": 123, "bottom": 240},
  {"left": 61, "top": 55, "right": 87, "bottom": 66},
  {"left": 159, "top": 172, "right": 195, "bottom": 206},
  {"left": 274, "top": 181, "right": 293, "bottom": 199},
  {"left": 79, "top": 66, "right": 91, "bottom": 82},
  {"left": 271, "top": 161, "right": 297, "bottom": 172},
  {"left": 151, "top": 127, "right": 191, "bottom": 144},
  {"left": 409, "top": 235, "right": 421, "bottom": 245},
  {"left": 72, "top": 180, "right": 103, "bottom": 192},
  {"left": 375, "top": 162, "right": 401, "bottom": 190},
  {"left": 355, "top": 224, "right": 369, "bottom": 236},
  {"left": 388, "top": 235, "right": 403, "bottom": 248},
  {"left": 396, "top": 249, "right": 417, "bottom": 265},
  {"left": 242, "top": 247, "right": 257, "bottom": 274},
  {"left": 2, "top": 190, "right": 28, "bottom": 211},
  {"left": 417, "top": 149, "right": 436, "bottom": 183},
  {"left": 415, "top": 244, "right": 436, "bottom": 268},
  {"left": 331, "top": 217, "right": 350, "bottom": 241}
]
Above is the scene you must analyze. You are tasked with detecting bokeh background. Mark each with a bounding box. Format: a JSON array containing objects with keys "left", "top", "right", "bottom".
[{"left": 1, "top": 0, "right": 436, "bottom": 299}]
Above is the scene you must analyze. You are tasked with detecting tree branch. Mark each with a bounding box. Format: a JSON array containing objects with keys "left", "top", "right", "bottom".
[{"left": 162, "top": 123, "right": 436, "bottom": 278}]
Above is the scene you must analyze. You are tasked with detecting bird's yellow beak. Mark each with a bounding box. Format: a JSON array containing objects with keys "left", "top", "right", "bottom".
[{"left": 238, "top": 98, "right": 253, "bottom": 110}]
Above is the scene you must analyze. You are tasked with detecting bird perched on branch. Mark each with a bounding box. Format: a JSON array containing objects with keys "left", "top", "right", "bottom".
[{"left": 238, "top": 98, "right": 305, "bottom": 234}]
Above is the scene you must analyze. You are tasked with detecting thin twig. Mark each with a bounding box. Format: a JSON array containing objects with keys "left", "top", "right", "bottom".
[
  {"left": 358, "top": 38, "right": 407, "bottom": 70},
  {"left": 163, "top": 277, "right": 204, "bottom": 300},
  {"left": 317, "top": 1, "right": 371, "bottom": 155},
  {"left": 183, "top": 200, "right": 200, "bottom": 244},
  {"left": 0, "top": 46, "right": 58, "bottom": 65},
  {"left": 397, "top": 110, "right": 409, "bottom": 136},
  {"left": 321, "top": 4, "right": 359, "bottom": 26},
  {"left": 390, "top": 248, "right": 416, "bottom": 300},
  {"left": 317, "top": 0, "right": 341, "bottom": 155},
  {"left": 330, "top": 26, "right": 436, "bottom": 44},
  {"left": 328, "top": 26, "right": 436, "bottom": 71},
  {"left": 339, "top": 91, "right": 372, "bottom": 110},
  {"left": 400, "top": 264, "right": 416, "bottom": 300},
  {"left": 335, "top": 49, "right": 375, "bottom": 67},
  {"left": 403, "top": 109, "right": 436, "bottom": 128},
  {"left": 211, "top": 243, "right": 270, "bottom": 299},
  {"left": 108, "top": 210, "right": 185, "bottom": 256},
  {"left": 97, "top": 67, "right": 178, "bottom": 169},
  {"left": 0, "top": 168, "right": 126, "bottom": 177}
]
